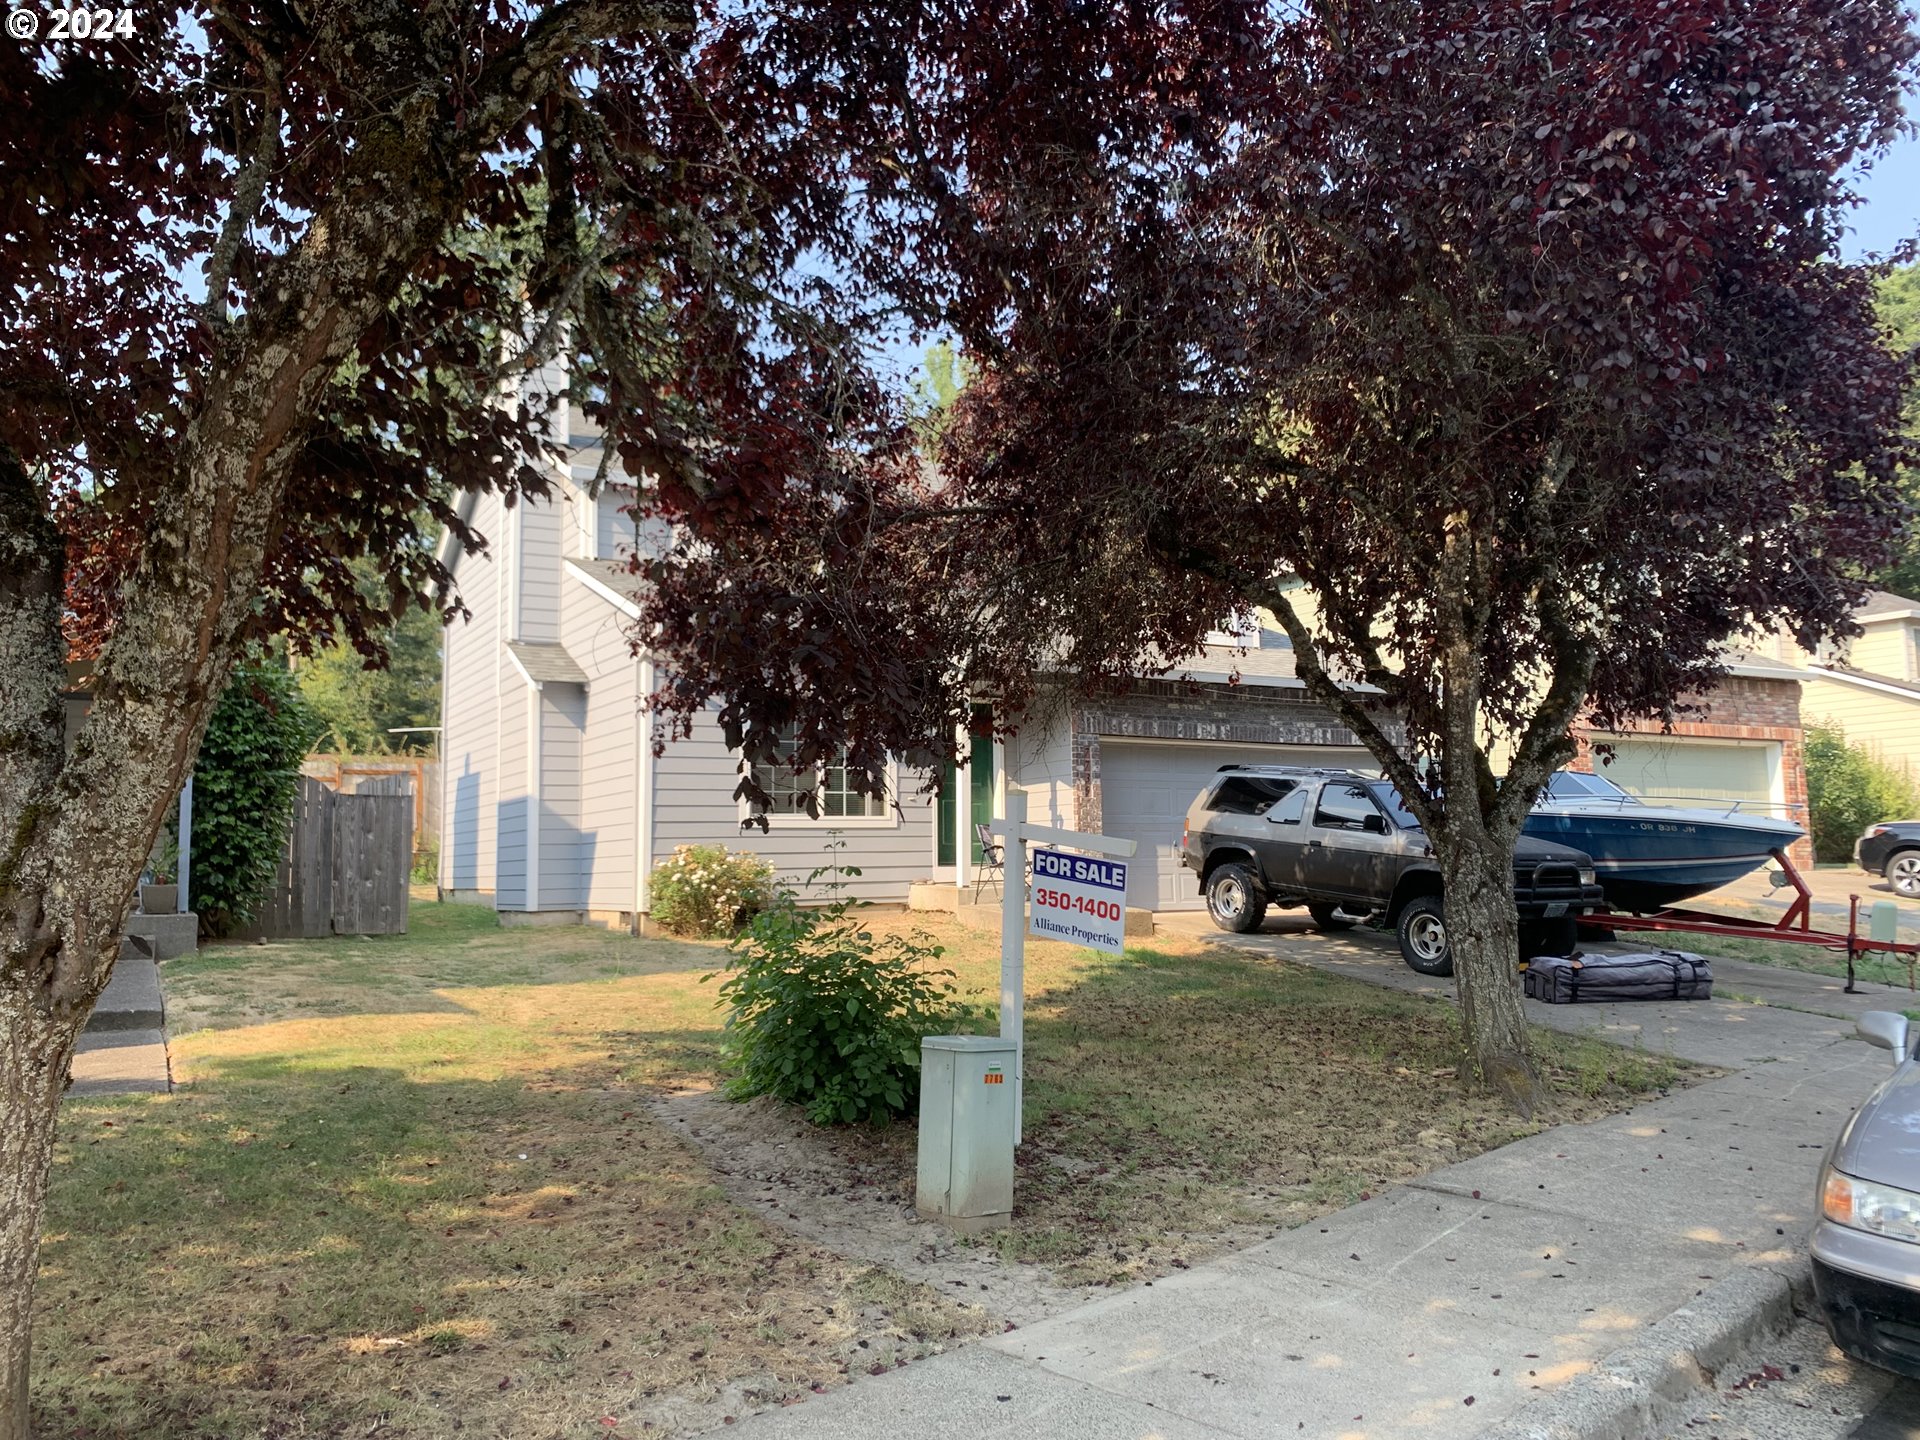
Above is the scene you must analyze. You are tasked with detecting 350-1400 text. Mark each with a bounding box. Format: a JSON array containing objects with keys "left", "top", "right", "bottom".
[{"left": 1032, "top": 888, "right": 1123, "bottom": 922}]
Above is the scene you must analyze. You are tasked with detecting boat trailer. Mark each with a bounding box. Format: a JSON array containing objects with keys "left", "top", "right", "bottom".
[{"left": 1578, "top": 848, "right": 1920, "bottom": 994}]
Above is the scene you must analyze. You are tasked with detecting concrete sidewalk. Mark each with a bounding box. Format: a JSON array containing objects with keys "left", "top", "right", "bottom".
[{"left": 720, "top": 924, "right": 1897, "bottom": 1440}]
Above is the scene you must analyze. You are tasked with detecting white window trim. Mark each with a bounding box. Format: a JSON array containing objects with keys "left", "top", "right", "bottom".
[{"left": 736, "top": 753, "right": 902, "bottom": 829}]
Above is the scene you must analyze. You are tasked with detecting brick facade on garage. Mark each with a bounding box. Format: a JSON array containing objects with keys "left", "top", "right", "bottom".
[
  {"left": 1569, "top": 674, "right": 1813, "bottom": 869},
  {"left": 1068, "top": 680, "right": 1405, "bottom": 833}
]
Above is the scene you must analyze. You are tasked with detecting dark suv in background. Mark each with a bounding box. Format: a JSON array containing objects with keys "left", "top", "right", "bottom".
[
  {"left": 1180, "top": 766, "right": 1605, "bottom": 976},
  {"left": 1859, "top": 821, "right": 1920, "bottom": 899}
]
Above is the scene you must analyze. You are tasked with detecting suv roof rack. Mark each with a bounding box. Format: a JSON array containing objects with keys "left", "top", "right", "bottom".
[{"left": 1213, "top": 764, "right": 1375, "bottom": 779}]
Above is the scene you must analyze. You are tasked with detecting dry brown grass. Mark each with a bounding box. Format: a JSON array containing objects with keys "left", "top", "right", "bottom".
[
  {"left": 38, "top": 906, "right": 990, "bottom": 1439},
  {"left": 36, "top": 902, "right": 1692, "bottom": 1436},
  {"left": 801, "top": 915, "right": 1692, "bottom": 1284}
]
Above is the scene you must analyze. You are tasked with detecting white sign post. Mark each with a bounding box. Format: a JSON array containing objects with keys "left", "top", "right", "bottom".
[{"left": 990, "top": 790, "right": 1136, "bottom": 1143}]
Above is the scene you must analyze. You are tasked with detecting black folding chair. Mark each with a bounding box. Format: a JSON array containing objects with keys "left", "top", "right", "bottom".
[{"left": 971, "top": 822, "right": 1005, "bottom": 902}]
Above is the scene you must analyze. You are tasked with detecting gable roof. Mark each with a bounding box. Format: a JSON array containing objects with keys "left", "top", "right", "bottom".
[
  {"left": 1859, "top": 589, "right": 1920, "bottom": 622},
  {"left": 1722, "top": 649, "right": 1808, "bottom": 683},
  {"left": 566, "top": 557, "right": 642, "bottom": 617},
  {"left": 1805, "top": 664, "right": 1920, "bottom": 701},
  {"left": 506, "top": 641, "right": 590, "bottom": 686}
]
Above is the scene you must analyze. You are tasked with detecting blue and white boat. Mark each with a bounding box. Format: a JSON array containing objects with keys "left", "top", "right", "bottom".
[{"left": 1523, "top": 770, "right": 1807, "bottom": 913}]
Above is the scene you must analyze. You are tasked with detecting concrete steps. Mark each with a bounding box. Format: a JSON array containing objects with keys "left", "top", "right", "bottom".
[{"left": 70, "top": 937, "right": 174, "bottom": 1095}]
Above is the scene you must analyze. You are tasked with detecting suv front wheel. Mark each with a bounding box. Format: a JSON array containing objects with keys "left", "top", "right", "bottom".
[
  {"left": 1206, "top": 863, "right": 1269, "bottom": 934},
  {"left": 1396, "top": 896, "right": 1453, "bottom": 976}
]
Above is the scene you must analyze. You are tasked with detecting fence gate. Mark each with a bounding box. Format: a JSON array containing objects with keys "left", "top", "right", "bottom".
[{"left": 247, "top": 777, "right": 412, "bottom": 939}]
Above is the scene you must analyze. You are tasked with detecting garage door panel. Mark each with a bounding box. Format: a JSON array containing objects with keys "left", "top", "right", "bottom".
[
  {"left": 1101, "top": 743, "right": 1375, "bottom": 911},
  {"left": 1599, "top": 738, "right": 1777, "bottom": 807}
]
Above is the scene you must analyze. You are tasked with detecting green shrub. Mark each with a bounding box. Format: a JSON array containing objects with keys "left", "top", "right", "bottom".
[
  {"left": 1806, "top": 719, "right": 1920, "bottom": 862},
  {"left": 711, "top": 896, "right": 981, "bottom": 1124},
  {"left": 410, "top": 834, "right": 440, "bottom": 887},
  {"left": 648, "top": 844, "right": 777, "bottom": 937},
  {"left": 190, "top": 663, "right": 324, "bottom": 935}
]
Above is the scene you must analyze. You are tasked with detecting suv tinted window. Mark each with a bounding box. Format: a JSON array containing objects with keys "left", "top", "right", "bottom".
[
  {"left": 1210, "top": 776, "right": 1296, "bottom": 816},
  {"left": 1267, "top": 788, "right": 1309, "bottom": 825},
  {"left": 1313, "top": 783, "right": 1381, "bottom": 831}
]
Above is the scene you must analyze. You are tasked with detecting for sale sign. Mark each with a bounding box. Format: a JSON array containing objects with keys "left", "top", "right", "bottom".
[{"left": 1027, "top": 847, "right": 1130, "bottom": 955}]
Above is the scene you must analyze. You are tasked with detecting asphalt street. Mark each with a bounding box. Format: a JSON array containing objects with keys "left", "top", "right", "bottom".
[{"left": 1661, "top": 1317, "right": 1920, "bottom": 1439}]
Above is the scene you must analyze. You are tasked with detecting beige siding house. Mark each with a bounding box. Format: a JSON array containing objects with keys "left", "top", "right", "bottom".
[
  {"left": 436, "top": 412, "right": 1394, "bottom": 921},
  {"left": 1795, "top": 590, "right": 1920, "bottom": 780}
]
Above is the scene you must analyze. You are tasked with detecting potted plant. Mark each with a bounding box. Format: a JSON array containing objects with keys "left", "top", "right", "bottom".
[{"left": 141, "top": 834, "right": 179, "bottom": 914}]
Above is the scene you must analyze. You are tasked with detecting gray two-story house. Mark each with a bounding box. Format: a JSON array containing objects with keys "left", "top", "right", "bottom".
[{"left": 436, "top": 406, "right": 1391, "bottom": 922}]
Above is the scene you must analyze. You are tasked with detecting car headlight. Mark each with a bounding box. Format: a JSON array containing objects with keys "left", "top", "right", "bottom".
[
  {"left": 1822, "top": 1166, "right": 1920, "bottom": 1245},
  {"left": 1578, "top": 867, "right": 1597, "bottom": 887}
]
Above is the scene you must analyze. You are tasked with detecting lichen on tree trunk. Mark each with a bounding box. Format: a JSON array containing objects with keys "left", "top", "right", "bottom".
[
  {"left": 0, "top": 1001, "right": 80, "bottom": 1440},
  {"left": 1437, "top": 828, "right": 1541, "bottom": 1114}
]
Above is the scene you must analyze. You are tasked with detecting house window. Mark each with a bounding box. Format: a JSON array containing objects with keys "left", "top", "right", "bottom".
[{"left": 748, "top": 729, "right": 891, "bottom": 822}]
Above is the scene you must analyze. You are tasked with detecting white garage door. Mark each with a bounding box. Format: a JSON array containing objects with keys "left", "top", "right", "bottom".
[
  {"left": 1598, "top": 736, "right": 1781, "bottom": 807},
  {"left": 1100, "top": 740, "right": 1377, "bottom": 911}
]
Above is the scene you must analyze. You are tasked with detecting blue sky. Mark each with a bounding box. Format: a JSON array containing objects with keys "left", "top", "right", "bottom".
[{"left": 1843, "top": 127, "right": 1920, "bottom": 259}]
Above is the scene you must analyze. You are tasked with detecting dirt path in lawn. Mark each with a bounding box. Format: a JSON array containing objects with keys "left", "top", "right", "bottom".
[{"left": 648, "top": 1086, "right": 1106, "bottom": 1329}]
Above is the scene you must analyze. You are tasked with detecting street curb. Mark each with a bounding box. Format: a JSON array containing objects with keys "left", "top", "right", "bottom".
[{"left": 1478, "top": 1260, "right": 1810, "bottom": 1440}]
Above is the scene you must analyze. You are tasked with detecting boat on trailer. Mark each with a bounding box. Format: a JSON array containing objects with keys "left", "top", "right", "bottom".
[{"left": 1523, "top": 770, "right": 1806, "bottom": 913}]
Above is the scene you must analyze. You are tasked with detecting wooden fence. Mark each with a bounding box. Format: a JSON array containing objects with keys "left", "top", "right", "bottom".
[
  {"left": 246, "top": 777, "right": 412, "bottom": 939},
  {"left": 301, "top": 754, "right": 440, "bottom": 848}
]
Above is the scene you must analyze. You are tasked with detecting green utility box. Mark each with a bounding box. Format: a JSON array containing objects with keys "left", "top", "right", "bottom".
[
  {"left": 916, "top": 1035, "right": 1017, "bottom": 1231},
  {"left": 1869, "top": 901, "right": 1900, "bottom": 947}
]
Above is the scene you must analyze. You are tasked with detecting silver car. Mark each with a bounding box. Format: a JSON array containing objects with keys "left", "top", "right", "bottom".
[{"left": 1814, "top": 1010, "right": 1920, "bottom": 1376}]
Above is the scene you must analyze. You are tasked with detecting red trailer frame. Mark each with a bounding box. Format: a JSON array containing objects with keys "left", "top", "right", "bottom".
[{"left": 1578, "top": 847, "right": 1919, "bottom": 994}]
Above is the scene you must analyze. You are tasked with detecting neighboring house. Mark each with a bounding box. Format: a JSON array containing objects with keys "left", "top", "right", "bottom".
[
  {"left": 436, "top": 407, "right": 1399, "bottom": 921},
  {"left": 1796, "top": 589, "right": 1920, "bottom": 782}
]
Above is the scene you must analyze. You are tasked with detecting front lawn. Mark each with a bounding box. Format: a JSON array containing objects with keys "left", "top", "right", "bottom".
[{"left": 36, "top": 902, "right": 1692, "bottom": 1438}]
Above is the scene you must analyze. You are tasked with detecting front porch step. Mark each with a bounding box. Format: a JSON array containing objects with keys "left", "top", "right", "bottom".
[
  {"left": 85, "top": 951, "right": 165, "bottom": 1033},
  {"left": 125, "top": 910, "right": 199, "bottom": 960}
]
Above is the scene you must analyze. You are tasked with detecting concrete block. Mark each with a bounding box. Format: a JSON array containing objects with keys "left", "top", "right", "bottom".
[
  {"left": 85, "top": 955, "right": 164, "bottom": 1032},
  {"left": 125, "top": 910, "right": 198, "bottom": 959},
  {"left": 908, "top": 881, "right": 958, "bottom": 912},
  {"left": 498, "top": 908, "right": 586, "bottom": 927}
]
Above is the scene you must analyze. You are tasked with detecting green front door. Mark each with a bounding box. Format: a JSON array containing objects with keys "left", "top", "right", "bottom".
[{"left": 938, "top": 707, "right": 996, "bottom": 866}]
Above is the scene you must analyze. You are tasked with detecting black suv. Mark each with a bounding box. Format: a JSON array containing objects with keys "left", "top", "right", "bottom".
[
  {"left": 1858, "top": 821, "right": 1920, "bottom": 899},
  {"left": 1180, "top": 766, "right": 1606, "bottom": 976}
]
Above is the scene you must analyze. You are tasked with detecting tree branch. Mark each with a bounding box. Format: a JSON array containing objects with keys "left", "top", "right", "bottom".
[{"left": 202, "top": 19, "right": 283, "bottom": 332}]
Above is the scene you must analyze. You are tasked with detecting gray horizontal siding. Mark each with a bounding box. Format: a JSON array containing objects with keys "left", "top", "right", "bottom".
[
  {"left": 442, "top": 490, "right": 504, "bottom": 893},
  {"left": 539, "top": 685, "right": 587, "bottom": 909},
  {"left": 564, "top": 573, "right": 640, "bottom": 911},
  {"left": 517, "top": 495, "right": 562, "bottom": 644},
  {"left": 652, "top": 708, "right": 936, "bottom": 904},
  {"left": 495, "top": 678, "right": 530, "bottom": 909}
]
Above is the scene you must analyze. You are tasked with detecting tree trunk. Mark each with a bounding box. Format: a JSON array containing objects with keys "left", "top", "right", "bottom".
[
  {"left": 0, "top": 997, "right": 80, "bottom": 1440},
  {"left": 1438, "top": 826, "right": 1541, "bottom": 1114}
]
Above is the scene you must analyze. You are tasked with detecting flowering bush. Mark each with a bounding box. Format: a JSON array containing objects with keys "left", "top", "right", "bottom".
[{"left": 648, "top": 845, "right": 778, "bottom": 937}]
